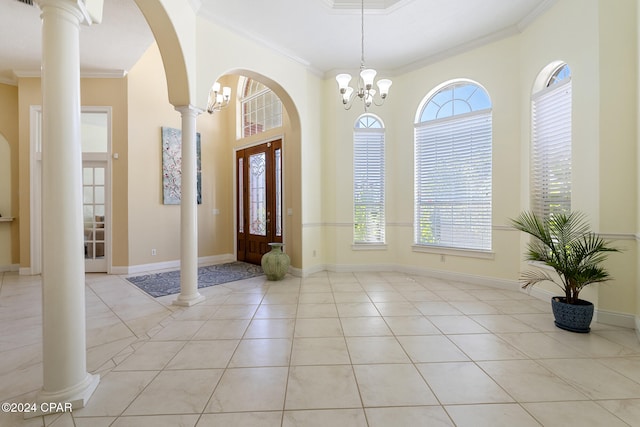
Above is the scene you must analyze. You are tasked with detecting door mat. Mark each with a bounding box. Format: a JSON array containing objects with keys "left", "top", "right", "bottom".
[{"left": 126, "top": 262, "right": 264, "bottom": 297}]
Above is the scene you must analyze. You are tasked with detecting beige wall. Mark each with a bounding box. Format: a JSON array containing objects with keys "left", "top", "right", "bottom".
[
  {"left": 127, "top": 43, "right": 182, "bottom": 266},
  {"left": 596, "top": 0, "right": 638, "bottom": 317},
  {"left": 15, "top": 77, "right": 128, "bottom": 271},
  {"left": 0, "top": 83, "right": 18, "bottom": 268},
  {"left": 637, "top": 0, "right": 640, "bottom": 333},
  {"left": 127, "top": 42, "right": 235, "bottom": 267}
]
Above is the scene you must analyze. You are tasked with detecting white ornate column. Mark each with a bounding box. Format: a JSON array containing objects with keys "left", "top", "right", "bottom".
[
  {"left": 34, "top": 0, "right": 100, "bottom": 415},
  {"left": 173, "top": 105, "right": 205, "bottom": 306}
]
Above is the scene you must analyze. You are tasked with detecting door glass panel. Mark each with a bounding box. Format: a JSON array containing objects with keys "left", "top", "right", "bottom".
[
  {"left": 83, "top": 187, "right": 93, "bottom": 203},
  {"left": 95, "top": 186, "right": 105, "bottom": 204},
  {"left": 95, "top": 167, "right": 105, "bottom": 185},
  {"left": 83, "top": 168, "right": 93, "bottom": 184},
  {"left": 275, "top": 148, "right": 282, "bottom": 237},
  {"left": 238, "top": 157, "right": 244, "bottom": 234},
  {"left": 83, "top": 166, "right": 106, "bottom": 260},
  {"left": 249, "top": 152, "right": 266, "bottom": 236}
]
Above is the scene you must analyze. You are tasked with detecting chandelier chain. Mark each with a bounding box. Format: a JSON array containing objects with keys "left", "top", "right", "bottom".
[{"left": 360, "top": 0, "right": 365, "bottom": 70}]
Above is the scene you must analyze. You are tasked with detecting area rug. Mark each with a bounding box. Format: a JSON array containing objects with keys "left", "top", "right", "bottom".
[{"left": 126, "top": 262, "right": 264, "bottom": 297}]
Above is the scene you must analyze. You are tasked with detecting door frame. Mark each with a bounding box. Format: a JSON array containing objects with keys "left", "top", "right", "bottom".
[
  {"left": 234, "top": 137, "right": 285, "bottom": 264},
  {"left": 29, "top": 106, "right": 113, "bottom": 274}
]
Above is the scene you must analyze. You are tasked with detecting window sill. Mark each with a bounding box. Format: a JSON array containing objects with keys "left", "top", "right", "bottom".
[
  {"left": 352, "top": 243, "right": 388, "bottom": 251},
  {"left": 411, "top": 245, "right": 494, "bottom": 259},
  {"left": 527, "top": 260, "right": 555, "bottom": 271}
]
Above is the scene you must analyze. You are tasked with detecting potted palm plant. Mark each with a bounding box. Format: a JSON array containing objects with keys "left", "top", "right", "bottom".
[{"left": 510, "top": 211, "right": 619, "bottom": 333}]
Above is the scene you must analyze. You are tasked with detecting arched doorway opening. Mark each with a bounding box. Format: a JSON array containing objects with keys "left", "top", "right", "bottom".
[{"left": 203, "top": 71, "right": 302, "bottom": 269}]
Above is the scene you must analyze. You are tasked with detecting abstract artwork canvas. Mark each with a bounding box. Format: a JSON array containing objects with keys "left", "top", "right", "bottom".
[{"left": 162, "top": 126, "right": 202, "bottom": 205}]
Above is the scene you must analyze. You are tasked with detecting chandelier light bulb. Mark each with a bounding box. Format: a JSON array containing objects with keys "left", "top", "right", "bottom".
[
  {"left": 377, "top": 79, "right": 392, "bottom": 98},
  {"left": 342, "top": 87, "right": 354, "bottom": 104},
  {"left": 336, "top": 73, "right": 352, "bottom": 93},
  {"left": 360, "top": 69, "right": 377, "bottom": 89}
]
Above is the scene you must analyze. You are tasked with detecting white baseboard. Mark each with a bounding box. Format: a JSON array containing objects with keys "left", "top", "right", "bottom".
[
  {"left": 311, "top": 263, "right": 521, "bottom": 291},
  {"left": 328, "top": 263, "right": 396, "bottom": 273},
  {"left": 395, "top": 264, "right": 520, "bottom": 291},
  {"left": 597, "top": 309, "right": 637, "bottom": 329},
  {"left": 292, "top": 263, "right": 327, "bottom": 277},
  {"left": 527, "top": 285, "right": 555, "bottom": 302},
  {"left": 19, "top": 267, "right": 36, "bottom": 275},
  {"left": 0, "top": 264, "right": 19, "bottom": 273},
  {"left": 112, "top": 253, "right": 236, "bottom": 276}
]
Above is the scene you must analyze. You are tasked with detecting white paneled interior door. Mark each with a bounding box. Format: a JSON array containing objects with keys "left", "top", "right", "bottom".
[{"left": 83, "top": 162, "right": 108, "bottom": 272}]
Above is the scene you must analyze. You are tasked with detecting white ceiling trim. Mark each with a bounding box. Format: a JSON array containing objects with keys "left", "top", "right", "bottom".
[
  {"left": 392, "top": 26, "right": 521, "bottom": 76},
  {"left": 517, "top": 0, "right": 557, "bottom": 30},
  {"left": 197, "top": 9, "right": 320, "bottom": 76},
  {"left": 13, "top": 69, "right": 128, "bottom": 79}
]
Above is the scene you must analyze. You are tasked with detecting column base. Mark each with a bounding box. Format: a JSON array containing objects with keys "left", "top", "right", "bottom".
[
  {"left": 172, "top": 293, "right": 205, "bottom": 307},
  {"left": 26, "top": 373, "right": 100, "bottom": 419}
]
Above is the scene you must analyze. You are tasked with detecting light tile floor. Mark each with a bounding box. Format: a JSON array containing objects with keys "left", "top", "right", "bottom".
[{"left": 1, "top": 270, "right": 640, "bottom": 426}]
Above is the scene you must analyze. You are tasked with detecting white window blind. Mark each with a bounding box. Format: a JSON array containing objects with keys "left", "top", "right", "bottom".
[
  {"left": 414, "top": 111, "right": 492, "bottom": 250},
  {"left": 354, "top": 127, "right": 385, "bottom": 244},
  {"left": 531, "top": 79, "right": 572, "bottom": 220}
]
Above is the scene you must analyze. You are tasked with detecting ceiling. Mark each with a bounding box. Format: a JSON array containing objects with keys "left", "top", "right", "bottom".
[{"left": 0, "top": 0, "right": 555, "bottom": 85}]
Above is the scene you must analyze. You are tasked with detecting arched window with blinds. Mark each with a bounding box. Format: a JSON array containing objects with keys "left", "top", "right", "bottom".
[
  {"left": 531, "top": 63, "right": 572, "bottom": 220},
  {"left": 414, "top": 80, "right": 492, "bottom": 251},
  {"left": 353, "top": 114, "right": 385, "bottom": 244}
]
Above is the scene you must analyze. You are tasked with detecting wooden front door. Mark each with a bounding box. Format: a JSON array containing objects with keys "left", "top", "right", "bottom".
[{"left": 237, "top": 140, "right": 282, "bottom": 264}]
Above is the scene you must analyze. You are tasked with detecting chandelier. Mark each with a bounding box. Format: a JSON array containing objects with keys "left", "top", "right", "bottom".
[
  {"left": 206, "top": 81, "right": 231, "bottom": 114},
  {"left": 336, "top": 0, "right": 392, "bottom": 111}
]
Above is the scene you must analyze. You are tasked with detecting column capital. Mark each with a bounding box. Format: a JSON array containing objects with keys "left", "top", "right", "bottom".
[
  {"left": 36, "top": 0, "right": 102, "bottom": 25},
  {"left": 175, "top": 104, "right": 204, "bottom": 117}
]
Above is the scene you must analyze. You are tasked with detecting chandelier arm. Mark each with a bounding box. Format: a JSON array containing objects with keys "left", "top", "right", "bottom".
[
  {"left": 342, "top": 93, "right": 356, "bottom": 110},
  {"left": 372, "top": 96, "right": 386, "bottom": 107}
]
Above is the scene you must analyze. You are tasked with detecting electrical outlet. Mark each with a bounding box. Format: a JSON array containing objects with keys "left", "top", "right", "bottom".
[{"left": 151, "top": 249, "right": 157, "bottom": 256}]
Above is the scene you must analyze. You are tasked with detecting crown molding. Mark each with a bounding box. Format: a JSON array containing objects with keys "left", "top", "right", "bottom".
[
  {"left": 0, "top": 76, "right": 17, "bottom": 86},
  {"left": 12, "top": 69, "right": 128, "bottom": 79},
  {"left": 517, "top": 0, "right": 557, "bottom": 31},
  {"left": 198, "top": 10, "right": 323, "bottom": 77}
]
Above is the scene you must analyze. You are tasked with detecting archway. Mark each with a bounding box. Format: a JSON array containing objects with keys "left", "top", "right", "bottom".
[{"left": 204, "top": 70, "right": 303, "bottom": 270}]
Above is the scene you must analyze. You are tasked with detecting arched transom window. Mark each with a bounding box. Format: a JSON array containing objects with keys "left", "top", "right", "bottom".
[{"left": 241, "top": 78, "right": 283, "bottom": 138}]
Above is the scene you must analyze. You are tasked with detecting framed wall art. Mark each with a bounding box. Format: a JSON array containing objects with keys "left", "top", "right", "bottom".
[{"left": 162, "top": 126, "right": 202, "bottom": 205}]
